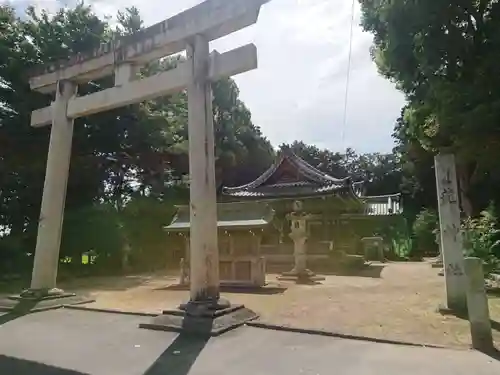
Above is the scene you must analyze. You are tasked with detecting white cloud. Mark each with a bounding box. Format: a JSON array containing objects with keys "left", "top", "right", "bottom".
[{"left": 7, "top": 0, "right": 406, "bottom": 153}]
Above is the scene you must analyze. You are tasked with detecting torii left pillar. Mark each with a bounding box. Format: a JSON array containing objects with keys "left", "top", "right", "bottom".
[
  {"left": 30, "top": 80, "right": 76, "bottom": 293},
  {"left": 0, "top": 81, "right": 93, "bottom": 312}
]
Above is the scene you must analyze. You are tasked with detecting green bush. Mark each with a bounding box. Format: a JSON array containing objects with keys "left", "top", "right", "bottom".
[
  {"left": 391, "top": 236, "right": 413, "bottom": 259},
  {"left": 462, "top": 203, "right": 500, "bottom": 275},
  {"left": 412, "top": 208, "right": 438, "bottom": 256},
  {"left": 376, "top": 218, "right": 414, "bottom": 260}
]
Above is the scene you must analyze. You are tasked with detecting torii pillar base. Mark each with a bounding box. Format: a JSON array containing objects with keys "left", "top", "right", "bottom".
[
  {"left": 0, "top": 288, "right": 93, "bottom": 314},
  {"left": 139, "top": 298, "right": 258, "bottom": 337}
]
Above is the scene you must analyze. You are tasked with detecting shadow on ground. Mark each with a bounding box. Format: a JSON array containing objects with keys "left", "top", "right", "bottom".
[
  {"left": 439, "top": 307, "right": 500, "bottom": 333},
  {"left": 0, "top": 355, "right": 88, "bottom": 375},
  {"left": 318, "top": 264, "right": 385, "bottom": 278},
  {"left": 478, "top": 347, "right": 500, "bottom": 362},
  {"left": 157, "top": 284, "right": 287, "bottom": 295},
  {"left": 61, "top": 274, "right": 178, "bottom": 292},
  {"left": 0, "top": 312, "right": 25, "bottom": 325},
  {"left": 491, "top": 319, "right": 500, "bottom": 333},
  {"left": 0, "top": 299, "right": 39, "bottom": 317},
  {"left": 486, "top": 286, "right": 500, "bottom": 296},
  {"left": 439, "top": 307, "right": 500, "bottom": 354},
  {"left": 144, "top": 334, "right": 208, "bottom": 375},
  {"left": 144, "top": 316, "right": 212, "bottom": 375}
]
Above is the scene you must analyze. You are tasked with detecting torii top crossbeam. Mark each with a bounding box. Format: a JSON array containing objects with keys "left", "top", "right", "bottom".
[{"left": 29, "top": 0, "right": 270, "bottom": 94}]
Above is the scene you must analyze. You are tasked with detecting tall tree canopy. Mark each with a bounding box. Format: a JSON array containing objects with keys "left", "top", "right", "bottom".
[{"left": 359, "top": 0, "right": 500, "bottom": 216}]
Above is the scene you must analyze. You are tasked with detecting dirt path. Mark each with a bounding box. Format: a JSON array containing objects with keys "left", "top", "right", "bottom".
[{"left": 62, "top": 262, "right": 500, "bottom": 348}]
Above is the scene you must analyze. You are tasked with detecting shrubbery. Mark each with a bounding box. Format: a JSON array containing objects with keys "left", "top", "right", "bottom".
[
  {"left": 462, "top": 203, "right": 500, "bottom": 275},
  {"left": 412, "top": 208, "right": 438, "bottom": 257}
]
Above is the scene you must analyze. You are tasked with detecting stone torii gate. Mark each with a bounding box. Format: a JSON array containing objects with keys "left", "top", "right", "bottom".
[{"left": 0, "top": 0, "right": 270, "bottom": 333}]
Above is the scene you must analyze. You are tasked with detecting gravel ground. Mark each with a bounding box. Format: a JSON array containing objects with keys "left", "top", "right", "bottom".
[{"left": 18, "top": 262, "right": 500, "bottom": 348}]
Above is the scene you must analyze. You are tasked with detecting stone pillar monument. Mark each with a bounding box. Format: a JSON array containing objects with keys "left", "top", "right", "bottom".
[
  {"left": 464, "top": 257, "right": 494, "bottom": 351},
  {"left": 278, "top": 201, "right": 324, "bottom": 283},
  {"left": 435, "top": 153, "right": 467, "bottom": 313}
]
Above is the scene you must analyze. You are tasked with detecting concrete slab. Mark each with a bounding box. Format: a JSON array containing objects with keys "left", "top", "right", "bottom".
[{"left": 0, "top": 309, "right": 498, "bottom": 375}]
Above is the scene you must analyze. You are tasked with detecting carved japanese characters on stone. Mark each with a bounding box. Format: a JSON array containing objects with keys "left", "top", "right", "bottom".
[{"left": 446, "top": 262, "right": 464, "bottom": 277}]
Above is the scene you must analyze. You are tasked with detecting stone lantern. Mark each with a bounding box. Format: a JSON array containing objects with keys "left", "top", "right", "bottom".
[{"left": 278, "top": 200, "right": 325, "bottom": 283}]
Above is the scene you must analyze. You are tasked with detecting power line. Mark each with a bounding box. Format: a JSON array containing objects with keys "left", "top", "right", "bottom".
[{"left": 341, "top": 0, "right": 356, "bottom": 150}]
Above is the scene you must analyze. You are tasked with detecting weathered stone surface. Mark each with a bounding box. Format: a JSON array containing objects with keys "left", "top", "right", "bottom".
[
  {"left": 29, "top": 0, "right": 269, "bottom": 93},
  {"left": 139, "top": 303, "right": 258, "bottom": 336},
  {"left": 30, "top": 81, "right": 77, "bottom": 291},
  {"left": 278, "top": 210, "right": 326, "bottom": 283},
  {"left": 434, "top": 154, "right": 467, "bottom": 312},
  {"left": 31, "top": 44, "right": 258, "bottom": 127},
  {"left": 464, "top": 257, "right": 494, "bottom": 351}
]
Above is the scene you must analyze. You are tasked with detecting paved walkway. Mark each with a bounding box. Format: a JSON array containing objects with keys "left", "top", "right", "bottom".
[{"left": 0, "top": 309, "right": 498, "bottom": 375}]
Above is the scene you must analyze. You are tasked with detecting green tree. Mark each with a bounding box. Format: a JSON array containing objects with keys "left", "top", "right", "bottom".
[
  {"left": 359, "top": 0, "right": 500, "bottom": 217},
  {"left": 412, "top": 208, "right": 438, "bottom": 256}
]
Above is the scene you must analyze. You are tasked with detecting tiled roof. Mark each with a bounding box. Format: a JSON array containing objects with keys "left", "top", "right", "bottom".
[
  {"left": 217, "top": 151, "right": 403, "bottom": 215},
  {"left": 164, "top": 201, "right": 275, "bottom": 231},
  {"left": 222, "top": 150, "right": 354, "bottom": 199},
  {"left": 225, "top": 183, "right": 354, "bottom": 198}
]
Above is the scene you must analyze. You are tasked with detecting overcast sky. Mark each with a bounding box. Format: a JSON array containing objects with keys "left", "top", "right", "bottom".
[{"left": 7, "top": 0, "right": 406, "bottom": 153}]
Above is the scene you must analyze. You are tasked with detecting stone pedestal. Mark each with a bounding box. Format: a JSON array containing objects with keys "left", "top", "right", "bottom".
[
  {"left": 0, "top": 288, "right": 93, "bottom": 313},
  {"left": 278, "top": 210, "right": 324, "bottom": 283},
  {"left": 139, "top": 299, "right": 258, "bottom": 337}
]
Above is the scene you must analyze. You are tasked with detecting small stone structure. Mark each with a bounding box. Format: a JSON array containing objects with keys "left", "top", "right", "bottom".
[
  {"left": 464, "top": 257, "right": 493, "bottom": 351},
  {"left": 360, "top": 237, "right": 385, "bottom": 262},
  {"left": 278, "top": 208, "right": 325, "bottom": 282}
]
